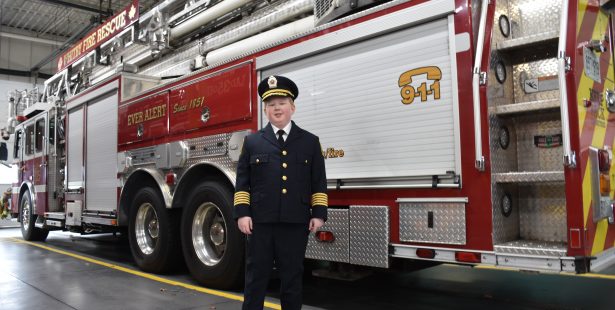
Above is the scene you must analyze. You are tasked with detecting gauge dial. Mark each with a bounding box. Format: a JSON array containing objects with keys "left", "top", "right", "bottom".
[
  {"left": 501, "top": 193, "right": 513, "bottom": 217},
  {"left": 495, "top": 61, "right": 507, "bottom": 84},
  {"left": 499, "top": 126, "right": 510, "bottom": 149},
  {"left": 499, "top": 15, "right": 510, "bottom": 38}
]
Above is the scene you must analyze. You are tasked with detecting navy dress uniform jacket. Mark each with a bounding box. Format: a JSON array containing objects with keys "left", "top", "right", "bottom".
[{"left": 233, "top": 122, "right": 328, "bottom": 223}]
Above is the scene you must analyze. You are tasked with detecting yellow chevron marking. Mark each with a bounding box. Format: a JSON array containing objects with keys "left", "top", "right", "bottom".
[
  {"left": 577, "top": 0, "right": 589, "bottom": 35},
  {"left": 577, "top": 75, "right": 592, "bottom": 133},
  {"left": 581, "top": 12, "right": 615, "bottom": 254},
  {"left": 592, "top": 219, "right": 608, "bottom": 255},
  {"left": 579, "top": 11, "right": 613, "bottom": 230},
  {"left": 592, "top": 24, "right": 615, "bottom": 254}
]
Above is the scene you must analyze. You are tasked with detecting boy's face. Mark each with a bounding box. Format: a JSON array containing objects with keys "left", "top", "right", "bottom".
[{"left": 264, "top": 97, "right": 295, "bottom": 129}]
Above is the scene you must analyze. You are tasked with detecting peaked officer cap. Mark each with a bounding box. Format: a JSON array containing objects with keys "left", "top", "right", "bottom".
[{"left": 258, "top": 75, "right": 299, "bottom": 101}]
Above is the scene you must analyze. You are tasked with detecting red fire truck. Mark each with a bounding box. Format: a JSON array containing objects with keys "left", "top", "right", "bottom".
[{"left": 2, "top": 0, "right": 615, "bottom": 289}]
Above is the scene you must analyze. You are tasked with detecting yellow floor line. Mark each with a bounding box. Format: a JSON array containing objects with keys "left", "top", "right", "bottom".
[
  {"left": 10, "top": 237, "right": 281, "bottom": 310},
  {"left": 560, "top": 272, "right": 615, "bottom": 280},
  {"left": 473, "top": 265, "right": 520, "bottom": 272},
  {"left": 0, "top": 237, "right": 23, "bottom": 243}
]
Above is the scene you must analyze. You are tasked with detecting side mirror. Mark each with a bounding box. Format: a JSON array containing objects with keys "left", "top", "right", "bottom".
[{"left": 0, "top": 142, "right": 7, "bottom": 161}]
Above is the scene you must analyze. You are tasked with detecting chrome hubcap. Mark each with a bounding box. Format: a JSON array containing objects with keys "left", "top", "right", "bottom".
[
  {"left": 135, "top": 203, "right": 158, "bottom": 255},
  {"left": 192, "top": 202, "right": 226, "bottom": 266},
  {"left": 21, "top": 200, "right": 30, "bottom": 231},
  {"left": 210, "top": 222, "right": 225, "bottom": 246}
]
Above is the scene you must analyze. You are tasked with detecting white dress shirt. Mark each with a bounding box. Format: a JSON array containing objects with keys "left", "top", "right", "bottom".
[{"left": 271, "top": 122, "right": 292, "bottom": 142}]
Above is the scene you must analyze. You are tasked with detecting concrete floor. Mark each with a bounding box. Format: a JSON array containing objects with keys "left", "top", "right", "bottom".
[{"left": 1, "top": 219, "right": 615, "bottom": 310}]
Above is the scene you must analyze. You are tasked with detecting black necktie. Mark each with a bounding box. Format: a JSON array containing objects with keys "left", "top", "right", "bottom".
[{"left": 277, "top": 129, "right": 285, "bottom": 146}]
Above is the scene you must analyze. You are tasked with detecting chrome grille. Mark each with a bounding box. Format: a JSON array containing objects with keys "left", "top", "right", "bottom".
[{"left": 315, "top": 0, "right": 334, "bottom": 19}]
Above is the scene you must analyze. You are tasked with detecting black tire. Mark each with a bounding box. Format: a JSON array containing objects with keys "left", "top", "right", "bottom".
[
  {"left": 20, "top": 191, "right": 49, "bottom": 241},
  {"left": 128, "top": 187, "right": 181, "bottom": 273},
  {"left": 181, "top": 181, "right": 244, "bottom": 289}
]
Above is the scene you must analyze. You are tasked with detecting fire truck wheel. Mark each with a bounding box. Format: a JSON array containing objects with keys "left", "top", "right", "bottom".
[
  {"left": 181, "top": 181, "right": 244, "bottom": 290},
  {"left": 20, "top": 191, "right": 49, "bottom": 241},
  {"left": 128, "top": 187, "right": 181, "bottom": 273}
]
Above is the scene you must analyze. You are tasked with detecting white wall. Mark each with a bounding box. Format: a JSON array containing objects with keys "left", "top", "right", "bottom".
[{"left": 0, "top": 36, "right": 57, "bottom": 80}]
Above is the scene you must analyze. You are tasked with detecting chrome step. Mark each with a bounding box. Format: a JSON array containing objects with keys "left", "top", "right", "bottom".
[
  {"left": 81, "top": 216, "right": 116, "bottom": 226},
  {"left": 494, "top": 240, "right": 567, "bottom": 257},
  {"left": 496, "top": 30, "right": 559, "bottom": 51},
  {"left": 45, "top": 212, "right": 66, "bottom": 220},
  {"left": 45, "top": 219, "right": 64, "bottom": 228},
  {"left": 493, "top": 99, "right": 560, "bottom": 116},
  {"left": 493, "top": 171, "right": 564, "bottom": 183}
]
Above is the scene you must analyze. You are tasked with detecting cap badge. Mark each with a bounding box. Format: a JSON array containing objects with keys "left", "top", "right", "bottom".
[{"left": 268, "top": 76, "right": 278, "bottom": 89}]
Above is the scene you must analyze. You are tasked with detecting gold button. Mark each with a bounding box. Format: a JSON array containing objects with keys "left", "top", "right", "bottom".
[
  {"left": 282, "top": 150, "right": 287, "bottom": 156},
  {"left": 282, "top": 175, "right": 287, "bottom": 181},
  {"left": 256, "top": 159, "right": 260, "bottom": 163},
  {"left": 282, "top": 163, "right": 287, "bottom": 168},
  {"left": 282, "top": 188, "right": 287, "bottom": 194}
]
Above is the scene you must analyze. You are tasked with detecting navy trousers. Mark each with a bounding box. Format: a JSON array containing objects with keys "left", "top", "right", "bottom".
[{"left": 242, "top": 223, "right": 310, "bottom": 310}]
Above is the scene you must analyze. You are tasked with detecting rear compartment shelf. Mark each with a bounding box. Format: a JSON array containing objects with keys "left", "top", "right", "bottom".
[
  {"left": 493, "top": 171, "right": 564, "bottom": 183},
  {"left": 494, "top": 240, "right": 567, "bottom": 257},
  {"left": 496, "top": 30, "right": 559, "bottom": 51},
  {"left": 493, "top": 99, "right": 560, "bottom": 116}
]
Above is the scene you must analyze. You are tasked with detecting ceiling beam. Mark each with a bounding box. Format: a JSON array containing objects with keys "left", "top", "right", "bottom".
[
  {"left": 0, "top": 68, "right": 52, "bottom": 79},
  {"left": 39, "top": 0, "right": 111, "bottom": 16},
  {"left": 0, "top": 32, "right": 62, "bottom": 46}
]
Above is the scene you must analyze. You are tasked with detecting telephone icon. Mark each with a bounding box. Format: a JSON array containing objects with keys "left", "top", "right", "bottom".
[{"left": 398, "top": 66, "right": 442, "bottom": 105}]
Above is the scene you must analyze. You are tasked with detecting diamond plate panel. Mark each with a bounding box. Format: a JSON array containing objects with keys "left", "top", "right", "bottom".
[
  {"left": 315, "top": 0, "right": 333, "bottom": 19},
  {"left": 185, "top": 134, "right": 237, "bottom": 180},
  {"left": 306, "top": 209, "right": 350, "bottom": 263},
  {"left": 399, "top": 202, "right": 465, "bottom": 245},
  {"left": 492, "top": 183, "right": 520, "bottom": 244},
  {"left": 513, "top": 58, "right": 559, "bottom": 103},
  {"left": 350, "top": 205, "right": 389, "bottom": 268},
  {"left": 515, "top": 113, "right": 564, "bottom": 172},
  {"left": 489, "top": 115, "right": 518, "bottom": 174},
  {"left": 187, "top": 133, "right": 230, "bottom": 158},
  {"left": 493, "top": 171, "right": 564, "bottom": 183},
  {"left": 494, "top": 240, "right": 567, "bottom": 257},
  {"left": 508, "top": 0, "right": 562, "bottom": 39},
  {"left": 489, "top": 95, "right": 520, "bottom": 244},
  {"left": 519, "top": 184, "right": 567, "bottom": 242}
]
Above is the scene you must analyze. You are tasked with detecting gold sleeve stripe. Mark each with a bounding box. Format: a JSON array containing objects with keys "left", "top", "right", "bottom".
[
  {"left": 234, "top": 191, "right": 250, "bottom": 206},
  {"left": 311, "top": 193, "right": 328, "bottom": 207}
]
